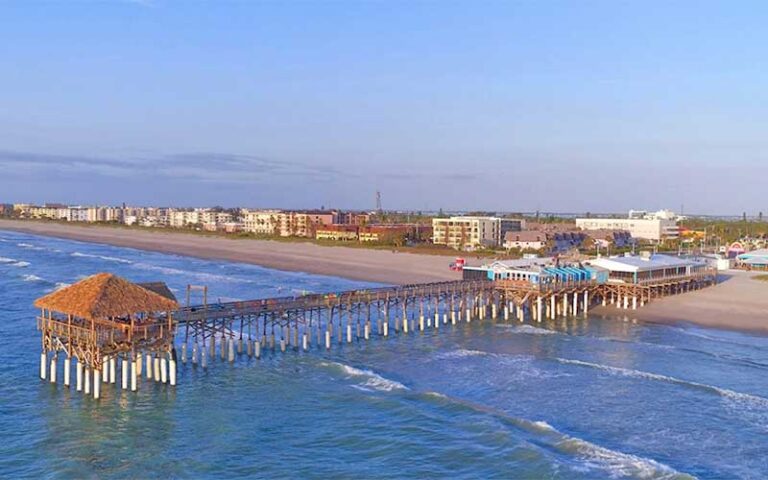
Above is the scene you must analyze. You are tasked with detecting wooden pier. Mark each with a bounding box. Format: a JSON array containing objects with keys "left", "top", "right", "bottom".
[{"left": 35, "top": 268, "right": 718, "bottom": 399}]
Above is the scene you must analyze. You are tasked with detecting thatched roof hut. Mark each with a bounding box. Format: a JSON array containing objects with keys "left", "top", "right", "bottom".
[{"left": 34, "top": 272, "right": 179, "bottom": 321}]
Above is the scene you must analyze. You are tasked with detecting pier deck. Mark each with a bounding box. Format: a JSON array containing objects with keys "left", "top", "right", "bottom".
[{"left": 35, "top": 268, "right": 718, "bottom": 399}]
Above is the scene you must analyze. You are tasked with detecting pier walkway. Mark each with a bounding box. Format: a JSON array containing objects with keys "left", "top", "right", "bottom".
[{"left": 35, "top": 268, "right": 718, "bottom": 399}]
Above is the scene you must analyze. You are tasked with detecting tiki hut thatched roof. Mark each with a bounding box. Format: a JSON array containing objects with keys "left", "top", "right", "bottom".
[
  {"left": 137, "top": 282, "right": 178, "bottom": 303},
  {"left": 34, "top": 273, "right": 179, "bottom": 320}
]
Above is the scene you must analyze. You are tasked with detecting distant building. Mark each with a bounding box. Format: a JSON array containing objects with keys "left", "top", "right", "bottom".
[
  {"left": 432, "top": 216, "right": 524, "bottom": 250},
  {"left": 585, "top": 229, "right": 634, "bottom": 249},
  {"left": 503, "top": 231, "right": 549, "bottom": 251},
  {"left": 736, "top": 249, "right": 768, "bottom": 270},
  {"left": 315, "top": 224, "right": 359, "bottom": 241},
  {"left": 576, "top": 213, "right": 678, "bottom": 242},
  {"left": 586, "top": 253, "right": 707, "bottom": 283}
]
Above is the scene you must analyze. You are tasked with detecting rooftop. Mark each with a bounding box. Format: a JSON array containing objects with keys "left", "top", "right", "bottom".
[{"left": 34, "top": 273, "right": 179, "bottom": 320}]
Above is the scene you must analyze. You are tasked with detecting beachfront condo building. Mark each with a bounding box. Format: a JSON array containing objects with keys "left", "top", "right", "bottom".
[
  {"left": 575, "top": 216, "right": 678, "bottom": 242},
  {"left": 432, "top": 216, "right": 524, "bottom": 250}
]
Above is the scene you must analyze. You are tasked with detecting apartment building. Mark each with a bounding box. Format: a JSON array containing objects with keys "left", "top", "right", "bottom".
[
  {"left": 576, "top": 216, "right": 678, "bottom": 242},
  {"left": 432, "top": 216, "right": 524, "bottom": 250}
]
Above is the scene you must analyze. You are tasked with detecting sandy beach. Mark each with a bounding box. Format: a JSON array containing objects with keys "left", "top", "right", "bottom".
[
  {"left": 0, "top": 219, "right": 459, "bottom": 285},
  {"left": 628, "top": 270, "right": 768, "bottom": 333},
  {"left": 2, "top": 219, "right": 766, "bottom": 333}
]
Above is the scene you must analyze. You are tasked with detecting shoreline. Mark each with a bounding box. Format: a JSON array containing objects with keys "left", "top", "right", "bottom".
[
  {"left": 0, "top": 219, "right": 459, "bottom": 285},
  {"left": 2, "top": 219, "right": 766, "bottom": 334},
  {"left": 591, "top": 270, "right": 768, "bottom": 335}
]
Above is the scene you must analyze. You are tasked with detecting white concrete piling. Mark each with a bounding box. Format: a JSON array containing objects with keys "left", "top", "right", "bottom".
[
  {"left": 238, "top": 338, "right": 243, "bottom": 355},
  {"left": 302, "top": 332, "right": 309, "bottom": 351},
  {"left": 466, "top": 308, "right": 471, "bottom": 322},
  {"left": 93, "top": 370, "right": 100, "bottom": 400},
  {"left": 136, "top": 354, "right": 143, "bottom": 377},
  {"left": 192, "top": 342, "right": 198, "bottom": 365},
  {"left": 492, "top": 303, "right": 497, "bottom": 319},
  {"left": 64, "top": 357, "right": 71, "bottom": 388},
  {"left": 153, "top": 356, "right": 160, "bottom": 382},
  {"left": 364, "top": 323, "right": 370, "bottom": 340},
  {"left": 247, "top": 338, "right": 253, "bottom": 357},
  {"left": 346, "top": 324, "right": 353, "bottom": 344},
  {"left": 49, "top": 356, "right": 57, "bottom": 384},
  {"left": 280, "top": 338, "right": 286, "bottom": 353},
  {"left": 131, "top": 360, "right": 137, "bottom": 391},
  {"left": 169, "top": 358, "right": 176, "bottom": 386},
  {"left": 40, "top": 352, "right": 46, "bottom": 380},
  {"left": 160, "top": 357, "right": 168, "bottom": 384},
  {"left": 632, "top": 296, "right": 637, "bottom": 310},
  {"left": 76, "top": 360, "right": 83, "bottom": 392},
  {"left": 419, "top": 315, "right": 425, "bottom": 331},
  {"left": 325, "top": 330, "right": 331, "bottom": 350},
  {"left": 537, "top": 297, "right": 543, "bottom": 323},
  {"left": 146, "top": 354, "right": 153, "bottom": 379},
  {"left": 383, "top": 321, "right": 389, "bottom": 337},
  {"left": 121, "top": 357, "right": 128, "bottom": 390},
  {"left": 228, "top": 339, "right": 235, "bottom": 362},
  {"left": 403, "top": 317, "right": 409, "bottom": 333},
  {"left": 584, "top": 291, "right": 590, "bottom": 314},
  {"left": 255, "top": 339, "right": 262, "bottom": 359},
  {"left": 109, "top": 356, "right": 116, "bottom": 384},
  {"left": 84, "top": 367, "right": 91, "bottom": 395},
  {"left": 201, "top": 346, "right": 208, "bottom": 368},
  {"left": 220, "top": 337, "right": 227, "bottom": 360}
]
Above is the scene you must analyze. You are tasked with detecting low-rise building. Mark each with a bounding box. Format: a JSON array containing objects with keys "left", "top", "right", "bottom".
[
  {"left": 315, "top": 224, "right": 359, "bottom": 241},
  {"left": 586, "top": 253, "right": 708, "bottom": 283},
  {"left": 433, "top": 216, "right": 524, "bottom": 250},
  {"left": 576, "top": 214, "right": 678, "bottom": 242},
  {"left": 504, "top": 231, "right": 549, "bottom": 251}
]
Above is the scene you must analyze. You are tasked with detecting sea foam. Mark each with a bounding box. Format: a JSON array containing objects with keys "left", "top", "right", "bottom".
[{"left": 321, "top": 361, "right": 408, "bottom": 392}]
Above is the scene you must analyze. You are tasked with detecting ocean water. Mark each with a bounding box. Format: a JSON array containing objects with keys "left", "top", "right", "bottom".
[{"left": 1, "top": 230, "right": 768, "bottom": 479}]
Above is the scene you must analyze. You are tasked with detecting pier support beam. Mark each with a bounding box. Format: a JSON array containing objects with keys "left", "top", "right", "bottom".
[
  {"left": 93, "top": 369, "right": 100, "bottom": 400},
  {"left": 536, "top": 297, "right": 543, "bottom": 323},
  {"left": 76, "top": 360, "right": 83, "bottom": 392},
  {"left": 583, "top": 291, "right": 589, "bottom": 315},
  {"left": 84, "top": 367, "right": 91, "bottom": 395},
  {"left": 40, "top": 352, "right": 46, "bottom": 380},
  {"left": 131, "top": 359, "right": 137, "bottom": 391},
  {"left": 121, "top": 357, "right": 128, "bottom": 390},
  {"left": 64, "top": 357, "right": 71, "bottom": 388},
  {"left": 169, "top": 358, "right": 176, "bottom": 386},
  {"left": 161, "top": 357, "right": 168, "bottom": 384},
  {"left": 110, "top": 356, "right": 116, "bottom": 385},
  {"left": 49, "top": 355, "right": 57, "bottom": 384}
]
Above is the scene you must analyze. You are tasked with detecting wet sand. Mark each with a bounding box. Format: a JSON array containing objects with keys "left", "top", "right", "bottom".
[
  {"left": 0, "top": 219, "right": 459, "bottom": 285},
  {"left": 629, "top": 270, "right": 768, "bottom": 333},
  {"left": 591, "top": 269, "right": 768, "bottom": 334}
]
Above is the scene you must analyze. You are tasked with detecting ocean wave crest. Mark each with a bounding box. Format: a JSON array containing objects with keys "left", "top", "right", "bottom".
[
  {"left": 12, "top": 261, "right": 30, "bottom": 268},
  {"left": 555, "top": 357, "right": 768, "bottom": 431},
  {"left": 320, "top": 361, "right": 408, "bottom": 392},
  {"left": 22, "top": 274, "right": 44, "bottom": 282},
  {"left": 0, "top": 256, "right": 17, "bottom": 263},
  {"left": 422, "top": 392, "right": 691, "bottom": 479},
  {"left": 71, "top": 252, "right": 133, "bottom": 264},
  {"left": 498, "top": 324, "right": 559, "bottom": 335}
]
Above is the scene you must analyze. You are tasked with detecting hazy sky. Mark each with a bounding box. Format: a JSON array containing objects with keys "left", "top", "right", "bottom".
[{"left": 1, "top": 1, "right": 766, "bottom": 214}]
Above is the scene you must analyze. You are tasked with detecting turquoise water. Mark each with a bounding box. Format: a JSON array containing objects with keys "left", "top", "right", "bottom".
[{"left": 1, "top": 230, "right": 767, "bottom": 479}]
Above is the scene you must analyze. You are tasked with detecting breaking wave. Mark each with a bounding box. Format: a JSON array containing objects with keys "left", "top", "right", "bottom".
[
  {"left": 17, "top": 242, "right": 45, "bottom": 251},
  {"left": 498, "top": 324, "right": 559, "bottom": 335},
  {"left": 421, "top": 391, "right": 692, "bottom": 479},
  {"left": 555, "top": 357, "right": 768, "bottom": 431},
  {"left": 12, "top": 261, "right": 30, "bottom": 268},
  {"left": 130, "top": 262, "right": 251, "bottom": 284},
  {"left": 436, "top": 348, "right": 489, "bottom": 359},
  {"left": 71, "top": 252, "right": 133, "bottom": 264},
  {"left": 533, "top": 421, "right": 692, "bottom": 479},
  {"left": 22, "top": 274, "right": 44, "bottom": 282},
  {"left": 0, "top": 256, "right": 17, "bottom": 263},
  {"left": 320, "top": 361, "right": 408, "bottom": 392}
]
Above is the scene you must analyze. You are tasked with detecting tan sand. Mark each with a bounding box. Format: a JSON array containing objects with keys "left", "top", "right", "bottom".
[
  {"left": 592, "top": 270, "right": 768, "bottom": 333},
  {"left": 0, "top": 219, "right": 460, "bottom": 285}
]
